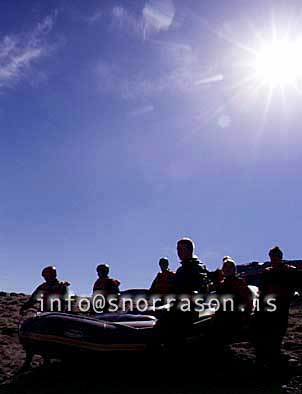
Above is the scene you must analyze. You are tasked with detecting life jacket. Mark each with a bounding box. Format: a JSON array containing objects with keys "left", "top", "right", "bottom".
[
  {"left": 93, "top": 277, "right": 120, "bottom": 294},
  {"left": 216, "top": 275, "right": 253, "bottom": 313},
  {"left": 260, "top": 264, "right": 297, "bottom": 308},
  {"left": 150, "top": 270, "right": 176, "bottom": 295},
  {"left": 33, "top": 279, "right": 69, "bottom": 311}
]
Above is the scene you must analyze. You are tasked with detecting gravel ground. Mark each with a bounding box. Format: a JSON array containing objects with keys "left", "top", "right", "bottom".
[{"left": 0, "top": 293, "right": 301, "bottom": 393}]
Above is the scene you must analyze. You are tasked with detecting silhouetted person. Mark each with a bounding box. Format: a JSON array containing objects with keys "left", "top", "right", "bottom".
[
  {"left": 156, "top": 238, "right": 209, "bottom": 348},
  {"left": 93, "top": 264, "right": 120, "bottom": 312},
  {"left": 174, "top": 238, "right": 209, "bottom": 294},
  {"left": 149, "top": 257, "right": 175, "bottom": 296},
  {"left": 93, "top": 264, "right": 120, "bottom": 294},
  {"left": 255, "top": 246, "right": 298, "bottom": 369},
  {"left": 216, "top": 257, "right": 253, "bottom": 314},
  {"left": 19, "top": 266, "right": 70, "bottom": 371},
  {"left": 209, "top": 257, "right": 253, "bottom": 353},
  {"left": 20, "top": 266, "right": 70, "bottom": 314}
]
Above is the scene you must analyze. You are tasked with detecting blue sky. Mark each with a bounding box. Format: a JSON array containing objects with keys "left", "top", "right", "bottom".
[{"left": 0, "top": 0, "right": 301, "bottom": 294}]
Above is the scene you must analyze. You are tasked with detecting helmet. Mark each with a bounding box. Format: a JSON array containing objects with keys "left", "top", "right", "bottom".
[
  {"left": 41, "top": 266, "right": 57, "bottom": 278},
  {"left": 96, "top": 264, "right": 109, "bottom": 275},
  {"left": 222, "top": 256, "right": 232, "bottom": 262},
  {"left": 159, "top": 257, "right": 169, "bottom": 265},
  {"left": 159, "top": 257, "right": 169, "bottom": 268}
]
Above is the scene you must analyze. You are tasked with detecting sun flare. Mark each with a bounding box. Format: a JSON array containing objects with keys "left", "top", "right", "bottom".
[{"left": 252, "top": 38, "right": 302, "bottom": 88}]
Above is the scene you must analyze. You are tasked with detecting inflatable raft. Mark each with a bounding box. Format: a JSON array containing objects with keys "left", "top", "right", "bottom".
[{"left": 19, "top": 287, "right": 258, "bottom": 359}]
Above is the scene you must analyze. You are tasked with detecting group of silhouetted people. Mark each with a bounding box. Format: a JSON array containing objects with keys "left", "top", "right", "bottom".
[
  {"left": 20, "top": 237, "right": 301, "bottom": 373},
  {"left": 20, "top": 263, "right": 121, "bottom": 314},
  {"left": 149, "top": 241, "right": 300, "bottom": 371}
]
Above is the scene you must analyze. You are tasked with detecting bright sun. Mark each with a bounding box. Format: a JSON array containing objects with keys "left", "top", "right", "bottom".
[{"left": 252, "top": 38, "right": 302, "bottom": 88}]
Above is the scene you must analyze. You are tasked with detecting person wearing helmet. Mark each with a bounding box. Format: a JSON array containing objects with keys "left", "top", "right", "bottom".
[
  {"left": 215, "top": 258, "right": 252, "bottom": 332},
  {"left": 216, "top": 257, "right": 253, "bottom": 314},
  {"left": 93, "top": 264, "right": 120, "bottom": 295},
  {"left": 204, "top": 257, "right": 253, "bottom": 358},
  {"left": 20, "top": 266, "right": 70, "bottom": 314},
  {"left": 92, "top": 264, "right": 120, "bottom": 313},
  {"left": 149, "top": 258, "right": 175, "bottom": 296}
]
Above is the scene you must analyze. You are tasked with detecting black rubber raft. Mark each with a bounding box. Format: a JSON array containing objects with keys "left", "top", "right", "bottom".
[
  {"left": 19, "top": 309, "right": 216, "bottom": 358},
  {"left": 19, "top": 286, "right": 258, "bottom": 359}
]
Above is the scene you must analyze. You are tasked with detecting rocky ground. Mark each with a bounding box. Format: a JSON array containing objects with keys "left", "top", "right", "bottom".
[{"left": 0, "top": 292, "right": 301, "bottom": 393}]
